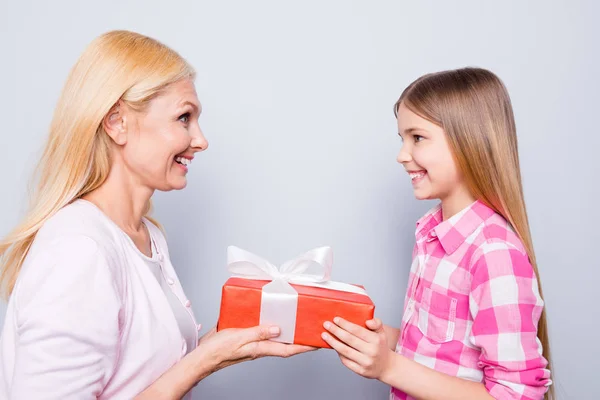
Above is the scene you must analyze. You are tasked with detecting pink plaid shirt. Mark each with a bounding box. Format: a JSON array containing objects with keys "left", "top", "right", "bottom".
[{"left": 391, "top": 200, "right": 551, "bottom": 400}]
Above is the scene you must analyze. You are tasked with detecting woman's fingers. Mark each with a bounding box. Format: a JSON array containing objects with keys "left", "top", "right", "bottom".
[
  {"left": 235, "top": 325, "right": 281, "bottom": 344},
  {"left": 253, "top": 341, "right": 318, "bottom": 358}
]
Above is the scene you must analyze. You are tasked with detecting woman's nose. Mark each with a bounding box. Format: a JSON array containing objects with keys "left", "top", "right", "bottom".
[{"left": 190, "top": 125, "right": 209, "bottom": 152}]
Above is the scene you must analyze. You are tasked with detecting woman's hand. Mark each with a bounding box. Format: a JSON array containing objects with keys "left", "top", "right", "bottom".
[
  {"left": 198, "top": 325, "right": 317, "bottom": 372},
  {"left": 321, "top": 317, "right": 393, "bottom": 380},
  {"left": 136, "top": 325, "right": 316, "bottom": 400}
]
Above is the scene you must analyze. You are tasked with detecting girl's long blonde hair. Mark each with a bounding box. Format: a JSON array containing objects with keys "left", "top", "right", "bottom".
[
  {"left": 0, "top": 30, "right": 195, "bottom": 298},
  {"left": 395, "top": 67, "right": 554, "bottom": 399}
]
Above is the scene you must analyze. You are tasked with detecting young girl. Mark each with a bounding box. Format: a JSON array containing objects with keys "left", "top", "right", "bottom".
[{"left": 321, "top": 68, "right": 553, "bottom": 400}]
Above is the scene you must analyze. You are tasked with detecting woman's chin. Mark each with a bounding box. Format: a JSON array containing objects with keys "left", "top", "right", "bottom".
[{"left": 170, "top": 178, "right": 188, "bottom": 191}]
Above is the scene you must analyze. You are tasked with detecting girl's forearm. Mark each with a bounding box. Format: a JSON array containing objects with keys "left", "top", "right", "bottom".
[
  {"left": 383, "top": 325, "right": 400, "bottom": 350},
  {"left": 381, "top": 352, "right": 493, "bottom": 400}
]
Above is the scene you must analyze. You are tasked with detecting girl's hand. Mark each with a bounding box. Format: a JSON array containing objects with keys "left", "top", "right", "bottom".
[
  {"left": 199, "top": 325, "right": 317, "bottom": 372},
  {"left": 321, "top": 317, "right": 393, "bottom": 380},
  {"left": 322, "top": 320, "right": 497, "bottom": 400}
]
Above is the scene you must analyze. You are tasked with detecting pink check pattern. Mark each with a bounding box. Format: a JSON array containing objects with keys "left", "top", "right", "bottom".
[{"left": 391, "top": 201, "right": 552, "bottom": 400}]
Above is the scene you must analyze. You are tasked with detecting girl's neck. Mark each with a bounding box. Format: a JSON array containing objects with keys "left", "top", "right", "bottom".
[{"left": 440, "top": 185, "right": 476, "bottom": 221}]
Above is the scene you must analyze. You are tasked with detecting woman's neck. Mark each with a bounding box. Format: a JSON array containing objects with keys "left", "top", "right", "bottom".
[{"left": 83, "top": 162, "right": 154, "bottom": 235}]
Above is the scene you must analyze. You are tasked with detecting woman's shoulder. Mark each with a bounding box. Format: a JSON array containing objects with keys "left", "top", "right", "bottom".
[
  {"left": 24, "top": 199, "right": 127, "bottom": 279},
  {"left": 36, "top": 200, "right": 116, "bottom": 243},
  {"left": 15, "top": 200, "right": 128, "bottom": 309}
]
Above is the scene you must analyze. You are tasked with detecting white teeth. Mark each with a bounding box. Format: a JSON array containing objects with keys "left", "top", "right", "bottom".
[
  {"left": 409, "top": 172, "right": 426, "bottom": 180},
  {"left": 175, "top": 157, "right": 191, "bottom": 166}
]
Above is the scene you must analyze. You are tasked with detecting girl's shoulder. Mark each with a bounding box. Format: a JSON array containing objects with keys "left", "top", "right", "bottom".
[
  {"left": 477, "top": 212, "right": 527, "bottom": 254},
  {"left": 467, "top": 211, "right": 531, "bottom": 275}
]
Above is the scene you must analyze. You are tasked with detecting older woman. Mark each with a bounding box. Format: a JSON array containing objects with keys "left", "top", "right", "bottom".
[{"left": 0, "top": 30, "right": 311, "bottom": 400}]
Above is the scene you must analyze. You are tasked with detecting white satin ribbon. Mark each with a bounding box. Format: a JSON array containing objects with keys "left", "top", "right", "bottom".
[{"left": 227, "top": 246, "right": 367, "bottom": 343}]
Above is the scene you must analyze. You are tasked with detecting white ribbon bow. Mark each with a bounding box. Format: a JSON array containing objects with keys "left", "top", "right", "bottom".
[{"left": 227, "top": 246, "right": 367, "bottom": 343}]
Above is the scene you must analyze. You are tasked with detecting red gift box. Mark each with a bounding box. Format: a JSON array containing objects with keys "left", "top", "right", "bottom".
[{"left": 216, "top": 246, "right": 375, "bottom": 348}]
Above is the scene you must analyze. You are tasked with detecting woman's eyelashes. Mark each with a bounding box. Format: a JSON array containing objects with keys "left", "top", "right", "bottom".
[{"left": 178, "top": 112, "right": 191, "bottom": 125}]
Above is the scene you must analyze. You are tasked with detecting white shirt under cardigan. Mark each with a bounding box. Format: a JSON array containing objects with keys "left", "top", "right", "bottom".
[{"left": 0, "top": 199, "right": 200, "bottom": 399}]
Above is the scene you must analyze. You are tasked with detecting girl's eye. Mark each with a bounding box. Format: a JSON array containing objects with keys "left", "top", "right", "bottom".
[
  {"left": 178, "top": 112, "right": 191, "bottom": 124},
  {"left": 414, "top": 135, "right": 424, "bottom": 143}
]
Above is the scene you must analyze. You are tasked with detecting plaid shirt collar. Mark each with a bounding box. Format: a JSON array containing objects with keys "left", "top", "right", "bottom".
[{"left": 415, "top": 200, "right": 496, "bottom": 255}]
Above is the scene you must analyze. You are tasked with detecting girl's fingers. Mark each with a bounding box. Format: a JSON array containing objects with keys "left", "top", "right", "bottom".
[
  {"left": 331, "top": 317, "right": 379, "bottom": 343},
  {"left": 321, "top": 331, "right": 369, "bottom": 365},
  {"left": 365, "top": 318, "right": 383, "bottom": 332},
  {"left": 339, "top": 355, "right": 363, "bottom": 376}
]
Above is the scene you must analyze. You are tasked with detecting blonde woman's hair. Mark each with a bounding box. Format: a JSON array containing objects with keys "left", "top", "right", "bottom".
[
  {"left": 0, "top": 30, "right": 195, "bottom": 298},
  {"left": 395, "top": 67, "right": 554, "bottom": 400}
]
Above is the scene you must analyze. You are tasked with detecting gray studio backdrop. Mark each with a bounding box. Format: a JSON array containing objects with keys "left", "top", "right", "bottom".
[{"left": 1, "top": 1, "right": 598, "bottom": 399}]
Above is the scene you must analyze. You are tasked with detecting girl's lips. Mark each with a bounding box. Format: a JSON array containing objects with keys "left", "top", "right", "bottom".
[{"left": 408, "top": 170, "right": 427, "bottom": 184}]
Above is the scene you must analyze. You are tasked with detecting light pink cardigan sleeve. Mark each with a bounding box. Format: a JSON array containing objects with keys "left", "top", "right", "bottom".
[{"left": 10, "top": 235, "right": 122, "bottom": 399}]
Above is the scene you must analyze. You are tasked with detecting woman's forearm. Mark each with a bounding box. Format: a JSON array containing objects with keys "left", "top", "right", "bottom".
[{"left": 135, "top": 348, "right": 216, "bottom": 400}]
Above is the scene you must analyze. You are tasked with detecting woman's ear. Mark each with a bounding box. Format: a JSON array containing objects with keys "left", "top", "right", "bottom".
[{"left": 103, "top": 100, "right": 128, "bottom": 146}]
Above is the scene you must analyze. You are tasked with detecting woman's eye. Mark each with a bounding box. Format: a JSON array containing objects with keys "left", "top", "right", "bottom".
[
  {"left": 178, "top": 112, "right": 191, "bottom": 124},
  {"left": 414, "top": 135, "right": 424, "bottom": 143}
]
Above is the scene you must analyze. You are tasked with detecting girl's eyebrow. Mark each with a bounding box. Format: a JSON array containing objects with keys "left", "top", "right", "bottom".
[{"left": 399, "top": 127, "right": 427, "bottom": 136}]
